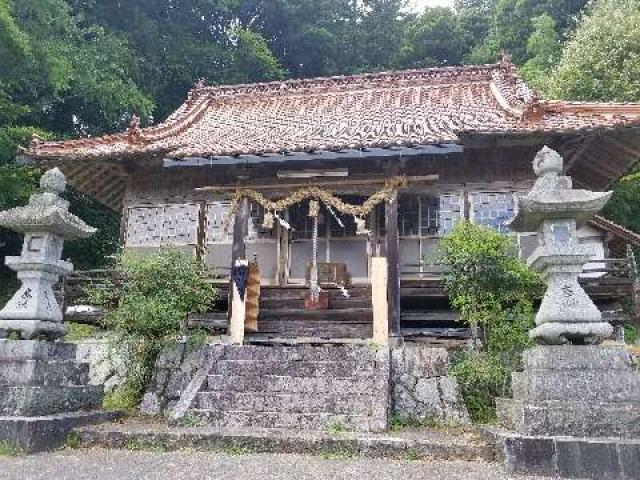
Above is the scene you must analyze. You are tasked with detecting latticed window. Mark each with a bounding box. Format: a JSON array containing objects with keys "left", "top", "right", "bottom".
[
  {"left": 125, "top": 204, "right": 199, "bottom": 247},
  {"left": 471, "top": 192, "right": 515, "bottom": 233},
  {"left": 398, "top": 194, "right": 462, "bottom": 237}
]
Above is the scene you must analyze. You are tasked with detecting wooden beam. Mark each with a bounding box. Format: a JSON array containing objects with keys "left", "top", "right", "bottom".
[
  {"left": 194, "top": 174, "right": 439, "bottom": 193},
  {"left": 385, "top": 191, "right": 401, "bottom": 338}
]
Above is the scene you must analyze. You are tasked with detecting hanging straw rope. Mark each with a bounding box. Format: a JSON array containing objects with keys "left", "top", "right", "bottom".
[{"left": 226, "top": 176, "right": 407, "bottom": 223}]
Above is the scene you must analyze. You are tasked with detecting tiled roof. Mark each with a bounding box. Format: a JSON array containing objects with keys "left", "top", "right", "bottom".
[
  {"left": 25, "top": 59, "right": 640, "bottom": 161},
  {"left": 590, "top": 215, "right": 640, "bottom": 246}
]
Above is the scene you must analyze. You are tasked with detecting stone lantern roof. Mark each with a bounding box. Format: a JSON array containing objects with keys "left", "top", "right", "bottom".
[{"left": 0, "top": 168, "right": 96, "bottom": 239}]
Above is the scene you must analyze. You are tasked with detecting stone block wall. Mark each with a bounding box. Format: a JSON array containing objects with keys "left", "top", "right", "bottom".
[
  {"left": 74, "top": 340, "right": 128, "bottom": 393},
  {"left": 391, "top": 344, "right": 470, "bottom": 425},
  {"left": 140, "top": 342, "right": 208, "bottom": 416}
]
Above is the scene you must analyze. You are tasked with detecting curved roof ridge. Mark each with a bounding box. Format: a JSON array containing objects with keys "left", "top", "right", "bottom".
[{"left": 190, "top": 62, "right": 506, "bottom": 99}]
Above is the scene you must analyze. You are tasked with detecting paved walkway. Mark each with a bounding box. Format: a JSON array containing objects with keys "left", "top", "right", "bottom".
[{"left": 0, "top": 449, "right": 553, "bottom": 480}]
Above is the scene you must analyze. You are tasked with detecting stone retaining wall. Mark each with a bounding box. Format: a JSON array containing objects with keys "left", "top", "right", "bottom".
[
  {"left": 140, "top": 342, "right": 208, "bottom": 416},
  {"left": 391, "top": 344, "right": 470, "bottom": 425},
  {"left": 74, "top": 340, "right": 128, "bottom": 393}
]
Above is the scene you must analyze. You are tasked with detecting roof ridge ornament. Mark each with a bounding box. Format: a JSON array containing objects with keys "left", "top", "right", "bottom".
[
  {"left": 126, "top": 114, "right": 143, "bottom": 145},
  {"left": 28, "top": 133, "right": 45, "bottom": 151},
  {"left": 498, "top": 50, "right": 513, "bottom": 67},
  {"left": 522, "top": 92, "right": 544, "bottom": 121}
]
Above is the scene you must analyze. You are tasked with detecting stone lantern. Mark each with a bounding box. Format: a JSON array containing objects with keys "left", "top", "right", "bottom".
[
  {"left": 0, "top": 168, "right": 116, "bottom": 453},
  {"left": 0, "top": 168, "right": 96, "bottom": 339},
  {"left": 491, "top": 146, "right": 640, "bottom": 479},
  {"left": 507, "top": 146, "right": 613, "bottom": 344}
]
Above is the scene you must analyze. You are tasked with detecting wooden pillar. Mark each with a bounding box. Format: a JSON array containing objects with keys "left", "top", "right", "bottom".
[
  {"left": 232, "top": 197, "right": 249, "bottom": 264},
  {"left": 385, "top": 191, "right": 401, "bottom": 338},
  {"left": 229, "top": 265, "right": 247, "bottom": 345},
  {"left": 229, "top": 197, "right": 249, "bottom": 345},
  {"left": 371, "top": 256, "right": 389, "bottom": 344}
]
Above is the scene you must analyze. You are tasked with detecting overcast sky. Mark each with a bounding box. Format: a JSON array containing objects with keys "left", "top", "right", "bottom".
[{"left": 407, "top": 0, "right": 455, "bottom": 11}]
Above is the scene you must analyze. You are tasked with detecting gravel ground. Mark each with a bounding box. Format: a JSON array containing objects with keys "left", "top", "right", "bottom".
[{"left": 0, "top": 448, "right": 554, "bottom": 480}]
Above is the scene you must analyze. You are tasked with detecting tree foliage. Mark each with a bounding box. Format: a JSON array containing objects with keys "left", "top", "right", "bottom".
[
  {"left": 547, "top": 0, "right": 640, "bottom": 102},
  {"left": 439, "top": 221, "right": 544, "bottom": 423},
  {"left": 439, "top": 221, "right": 542, "bottom": 331},
  {"left": 89, "top": 251, "right": 216, "bottom": 409}
]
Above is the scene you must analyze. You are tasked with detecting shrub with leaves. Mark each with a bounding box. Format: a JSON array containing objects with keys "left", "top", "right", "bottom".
[
  {"left": 439, "top": 221, "right": 543, "bottom": 422},
  {"left": 89, "top": 250, "right": 216, "bottom": 410},
  {"left": 439, "top": 220, "right": 543, "bottom": 330}
]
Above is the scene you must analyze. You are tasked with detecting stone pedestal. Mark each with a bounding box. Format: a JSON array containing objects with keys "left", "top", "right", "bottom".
[
  {"left": 0, "top": 340, "right": 119, "bottom": 452},
  {"left": 492, "top": 345, "right": 640, "bottom": 478}
]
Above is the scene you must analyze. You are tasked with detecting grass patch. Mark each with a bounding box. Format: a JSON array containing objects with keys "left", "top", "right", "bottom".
[
  {"left": 319, "top": 447, "right": 358, "bottom": 460},
  {"left": 327, "top": 420, "right": 355, "bottom": 435},
  {"left": 64, "top": 323, "right": 100, "bottom": 342},
  {"left": 402, "top": 449, "right": 419, "bottom": 462},
  {"left": 389, "top": 414, "right": 424, "bottom": 432},
  {"left": 123, "top": 438, "right": 170, "bottom": 452},
  {"left": 178, "top": 413, "right": 208, "bottom": 428},
  {"left": 388, "top": 413, "right": 466, "bottom": 432},
  {"left": 64, "top": 432, "right": 82, "bottom": 449},
  {"left": 0, "top": 440, "right": 23, "bottom": 456},
  {"left": 102, "top": 383, "right": 141, "bottom": 412},
  {"left": 219, "top": 445, "right": 251, "bottom": 456}
]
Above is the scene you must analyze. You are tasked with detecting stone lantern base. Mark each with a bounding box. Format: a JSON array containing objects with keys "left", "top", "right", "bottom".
[
  {"left": 489, "top": 345, "right": 640, "bottom": 478},
  {"left": 0, "top": 340, "right": 120, "bottom": 452}
]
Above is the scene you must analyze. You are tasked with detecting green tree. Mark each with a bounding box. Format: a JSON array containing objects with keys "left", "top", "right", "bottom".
[
  {"left": 545, "top": 0, "right": 640, "bottom": 239},
  {"left": 439, "top": 221, "right": 543, "bottom": 422},
  {"left": 602, "top": 173, "right": 640, "bottom": 235},
  {"left": 397, "top": 7, "right": 468, "bottom": 68},
  {"left": 520, "top": 14, "right": 561, "bottom": 91},
  {"left": 224, "top": 27, "right": 285, "bottom": 84},
  {"left": 547, "top": 0, "right": 640, "bottom": 102},
  {"left": 467, "top": 0, "right": 587, "bottom": 65}
]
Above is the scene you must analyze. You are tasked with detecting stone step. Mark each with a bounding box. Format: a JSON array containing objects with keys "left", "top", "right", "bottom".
[
  {"left": 209, "top": 359, "right": 376, "bottom": 378},
  {"left": 512, "top": 370, "right": 640, "bottom": 403},
  {"left": 259, "top": 287, "right": 371, "bottom": 300},
  {"left": 0, "top": 359, "right": 89, "bottom": 387},
  {"left": 259, "top": 297, "right": 372, "bottom": 310},
  {"left": 219, "top": 345, "right": 382, "bottom": 363},
  {"left": 258, "top": 308, "right": 372, "bottom": 322},
  {"left": 189, "top": 344, "right": 389, "bottom": 433},
  {"left": 0, "top": 385, "right": 103, "bottom": 416},
  {"left": 196, "top": 391, "right": 382, "bottom": 416},
  {"left": 523, "top": 345, "right": 633, "bottom": 371},
  {"left": 254, "top": 321, "right": 372, "bottom": 338},
  {"left": 75, "top": 420, "right": 494, "bottom": 462},
  {"left": 0, "top": 340, "right": 76, "bottom": 360},
  {"left": 496, "top": 397, "right": 640, "bottom": 439},
  {"left": 187, "top": 409, "right": 386, "bottom": 432},
  {"left": 206, "top": 374, "right": 377, "bottom": 394}
]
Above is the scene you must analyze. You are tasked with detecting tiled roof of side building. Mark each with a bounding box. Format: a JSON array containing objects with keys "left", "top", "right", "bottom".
[{"left": 24, "top": 58, "right": 640, "bottom": 162}]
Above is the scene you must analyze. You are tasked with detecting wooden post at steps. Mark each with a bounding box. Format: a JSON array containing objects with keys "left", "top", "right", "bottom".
[
  {"left": 371, "top": 256, "right": 389, "bottom": 344},
  {"left": 229, "top": 266, "right": 247, "bottom": 345},
  {"left": 232, "top": 197, "right": 249, "bottom": 264},
  {"left": 385, "top": 192, "right": 401, "bottom": 339},
  {"left": 229, "top": 198, "right": 249, "bottom": 345}
]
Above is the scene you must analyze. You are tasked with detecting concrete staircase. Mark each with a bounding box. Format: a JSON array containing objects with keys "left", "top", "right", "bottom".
[{"left": 184, "top": 345, "right": 389, "bottom": 432}]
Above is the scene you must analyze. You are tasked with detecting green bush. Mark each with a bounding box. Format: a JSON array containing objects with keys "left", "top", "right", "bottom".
[
  {"left": 439, "top": 221, "right": 543, "bottom": 423},
  {"left": 89, "top": 250, "right": 216, "bottom": 410},
  {"left": 449, "top": 349, "right": 511, "bottom": 424}
]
